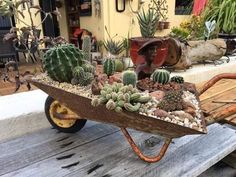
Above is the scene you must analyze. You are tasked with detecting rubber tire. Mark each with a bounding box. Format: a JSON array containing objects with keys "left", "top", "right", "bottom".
[{"left": 45, "top": 96, "right": 87, "bottom": 133}]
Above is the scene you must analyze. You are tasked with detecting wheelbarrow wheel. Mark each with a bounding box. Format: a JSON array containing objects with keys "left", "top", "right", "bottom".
[{"left": 45, "top": 96, "right": 87, "bottom": 133}]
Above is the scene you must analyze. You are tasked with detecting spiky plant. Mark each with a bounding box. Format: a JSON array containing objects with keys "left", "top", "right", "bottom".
[
  {"left": 137, "top": 8, "right": 159, "bottom": 38},
  {"left": 82, "top": 35, "right": 91, "bottom": 62}
]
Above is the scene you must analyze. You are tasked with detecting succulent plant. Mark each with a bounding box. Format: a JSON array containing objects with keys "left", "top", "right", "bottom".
[
  {"left": 73, "top": 66, "right": 85, "bottom": 79},
  {"left": 157, "top": 90, "right": 184, "bottom": 112},
  {"left": 103, "top": 58, "right": 115, "bottom": 77},
  {"left": 82, "top": 63, "right": 95, "bottom": 74},
  {"left": 170, "top": 76, "right": 184, "bottom": 84},
  {"left": 115, "top": 59, "right": 124, "bottom": 72},
  {"left": 43, "top": 44, "right": 84, "bottom": 82},
  {"left": 82, "top": 35, "right": 91, "bottom": 62},
  {"left": 137, "top": 8, "right": 159, "bottom": 38},
  {"left": 78, "top": 72, "right": 94, "bottom": 86},
  {"left": 122, "top": 70, "right": 137, "bottom": 87},
  {"left": 152, "top": 69, "right": 170, "bottom": 84},
  {"left": 91, "top": 83, "right": 151, "bottom": 113}
]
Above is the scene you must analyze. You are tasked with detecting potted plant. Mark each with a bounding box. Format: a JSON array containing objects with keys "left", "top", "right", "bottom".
[
  {"left": 203, "top": 0, "right": 236, "bottom": 54},
  {"left": 129, "top": 7, "right": 159, "bottom": 65},
  {"left": 122, "top": 35, "right": 134, "bottom": 69}
]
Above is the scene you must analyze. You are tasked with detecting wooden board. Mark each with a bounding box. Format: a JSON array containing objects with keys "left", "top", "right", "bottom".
[
  {"left": 198, "top": 79, "right": 236, "bottom": 126},
  {"left": 0, "top": 123, "right": 235, "bottom": 177},
  {"left": 0, "top": 63, "right": 39, "bottom": 96}
]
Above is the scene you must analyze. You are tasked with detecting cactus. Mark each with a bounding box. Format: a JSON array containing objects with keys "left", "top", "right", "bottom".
[
  {"left": 122, "top": 70, "right": 137, "bottom": 87},
  {"left": 78, "top": 72, "right": 94, "bottom": 86},
  {"left": 124, "top": 103, "right": 141, "bottom": 112},
  {"left": 103, "top": 58, "right": 115, "bottom": 77},
  {"left": 106, "top": 99, "right": 116, "bottom": 110},
  {"left": 43, "top": 44, "right": 84, "bottom": 82},
  {"left": 73, "top": 66, "right": 85, "bottom": 79},
  {"left": 91, "top": 83, "right": 152, "bottom": 113},
  {"left": 115, "top": 59, "right": 124, "bottom": 72},
  {"left": 157, "top": 90, "right": 184, "bottom": 112},
  {"left": 82, "top": 63, "right": 95, "bottom": 74},
  {"left": 82, "top": 35, "right": 91, "bottom": 62},
  {"left": 170, "top": 76, "right": 184, "bottom": 84},
  {"left": 152, "top": 69, "right": 170, "bottom": 84}
]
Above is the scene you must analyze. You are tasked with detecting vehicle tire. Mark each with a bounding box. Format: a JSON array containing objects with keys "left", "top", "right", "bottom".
[{"left": 45, "top": 96, "right": 87, "bottom": 133}]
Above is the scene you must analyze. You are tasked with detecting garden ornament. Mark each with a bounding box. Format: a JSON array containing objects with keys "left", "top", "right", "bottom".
[{"left": 136, "top": 39, "right": 164, "bottom": 80}]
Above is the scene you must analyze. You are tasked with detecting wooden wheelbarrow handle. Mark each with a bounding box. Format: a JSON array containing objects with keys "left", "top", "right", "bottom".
[
  {"left": 199, "top": 73, "right": 236, "bottom": 125},
  {"left": 121, "top": 128, "right": 172, "bottom": 163}
]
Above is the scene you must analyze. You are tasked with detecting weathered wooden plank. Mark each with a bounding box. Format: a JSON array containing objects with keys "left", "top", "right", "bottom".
[
  {"left": 0, "top": 123, "right": 118, "bottom": 175},
  {"left": 0, "top": 120, "right": 97, "bottom": 158},
  {"left": 201, "top": 88, "right": 236, "bottom": 113},
  {"left": 3, "top": 124, "right": 236, "bottom": 177},
  {"left": 199, "top": 79, "right": 236, "bottom": 101},
  {"left": 1, "top": 128, "right": 197, "bottom": 177},
  {"left": 63, "top": 124, "right": 236, "bottom": 177}
]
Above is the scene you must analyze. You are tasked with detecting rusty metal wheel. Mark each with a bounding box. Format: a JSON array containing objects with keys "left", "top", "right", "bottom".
[{"left": 45, "top": 96, "right": 87, "bottom": 133}]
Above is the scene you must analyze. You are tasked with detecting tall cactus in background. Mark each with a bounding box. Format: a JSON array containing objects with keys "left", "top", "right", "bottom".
[
  {"left": 82, "top": 35, "right": 91, "bottom": 62},
  {"left": 43, "top": 44, "right": 84, "bottom": 82}
]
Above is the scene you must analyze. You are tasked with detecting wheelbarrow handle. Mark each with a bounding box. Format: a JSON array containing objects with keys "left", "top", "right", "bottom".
[
  {"left": 121, "top": 128, "right": 172, "bottom": 163},
  {"left": 199, "top": 73, "right": 236, "bottom": 95}
]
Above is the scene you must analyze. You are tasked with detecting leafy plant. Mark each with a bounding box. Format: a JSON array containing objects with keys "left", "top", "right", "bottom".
[
  {"left": 103, "top": 26, "right": 124, "bottom": 56},
  {"left": 204, "top": 20, "right": 216, "bottom": 40},
  {"left": 170, "top": 27, "right": 190, "bottom": 40},
  {"left": 203, "top": 0, "right": 236, "bottom": 34},
  {"left": 137, "top": 8, "right": 159, "bottom": 38}
]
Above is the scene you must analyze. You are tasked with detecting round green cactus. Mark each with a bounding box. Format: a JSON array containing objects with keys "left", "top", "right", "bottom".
[
  {"left": 82, "top": 63, "right": 95, "bottom": 74},
  {"left": 122, "top": 70, "right": 137, "bottom": 87},
  {"left": 103, "top": 58, "right": 115, "bottom": 77},
  {"left": 152, "top": 69, "right": 170, "bottom": 84},
  {"left": 78, "top": 72, "right": 94, "bottom": 86},
  {"left": 73, "top": 66, "right": 85, "bottom": 79},
  {"left": 115, "top": 59, "right": 124, "bottom": 72},
  {"left": 170, "top": 76, "right": 184, "bottom": 84},
  {"left": 43, "top": 44, "right": 83, "bottom": 82}
]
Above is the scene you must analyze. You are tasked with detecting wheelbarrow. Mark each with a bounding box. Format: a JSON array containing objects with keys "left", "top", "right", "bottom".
[{"left": 28, "top": 73, "right": 236, "bottom": 163}]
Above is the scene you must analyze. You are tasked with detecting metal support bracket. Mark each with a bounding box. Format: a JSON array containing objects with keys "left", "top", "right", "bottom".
[{"left": 121, "top": 128, "right": 172, "bottom": 163}]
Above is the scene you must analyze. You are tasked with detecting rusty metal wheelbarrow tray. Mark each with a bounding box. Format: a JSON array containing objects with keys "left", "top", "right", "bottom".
[{"left": 28, "top": 73, "right": 236, "bottom": 163}]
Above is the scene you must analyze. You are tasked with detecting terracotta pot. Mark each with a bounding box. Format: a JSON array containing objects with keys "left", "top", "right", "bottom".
[
  {"left": 157, "top": 21, "right": 165, "bottom": 30},
  {"left": 129, "top": 37, "right": 169, "bottom": 67},
  {"left": 163, "top": 22, "right": 170, "bottom": 29}
]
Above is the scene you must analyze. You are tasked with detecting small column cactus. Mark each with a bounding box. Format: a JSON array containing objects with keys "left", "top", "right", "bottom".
[
  {"left": 103, "top": 58, "right": 115, "bottom": 77},
  {"left": 152, "top": 69, "right": 170, "bottom": 84},
  {"left": 122, "top": 70, "right": 137, "bottom": 87},
  {"left": 82, "top": 35, "right": 91, "bottom": 62}
]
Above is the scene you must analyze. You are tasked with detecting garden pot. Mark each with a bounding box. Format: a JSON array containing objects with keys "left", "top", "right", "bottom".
[
  {"left": 218, "top": 33, "right": 236, "bottom": 55},
  {"left": 122, "top": 57, "right": 134, "bottom": 69},
  {"left": 157, "top": 21, "right": 165, "bottom": 30},
  {"left": 129, "top": 37, "right": 169, "bottom": 67},
  {"left": 163, "top": 22, "right": 170, "bottom": 29}
]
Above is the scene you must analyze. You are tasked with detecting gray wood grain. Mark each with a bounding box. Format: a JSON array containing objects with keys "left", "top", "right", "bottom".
[
  {"left": 1, "top": 124, "right": 235, "bottom": 177},
  {"left": 0, "top": 123, "right": 118, "bottom": 176},
  {"left": 0, "top": 120, "right": 97, "bottom": 158}
]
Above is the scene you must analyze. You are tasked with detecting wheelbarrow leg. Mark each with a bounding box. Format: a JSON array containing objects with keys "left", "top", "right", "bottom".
[{"left": 120, "top": 128, "right": 172, "bottom": 163}]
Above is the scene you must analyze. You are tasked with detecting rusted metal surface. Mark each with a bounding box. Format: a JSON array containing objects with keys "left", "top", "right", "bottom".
[
  {"left": 29, "top": 80, "right": 206, "bottom": 138},
  {"left": 121, "top": 128, "right": 172, "bottom": 163},
  {"left": 198, "top": 73, "right": 236, "bottom": 95}
]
